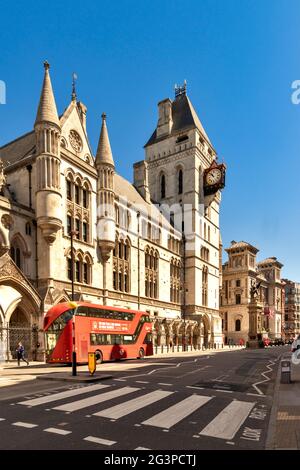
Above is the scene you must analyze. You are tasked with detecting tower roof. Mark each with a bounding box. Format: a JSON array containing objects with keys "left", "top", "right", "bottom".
[
  {"left": 225, "top": 240, "right": 259, "bottom": 254},
  {"left": 35, "top": 61, "right": 59, "bottom": 127},
  {"left": 144, "top": 92, "right": 213, "bottom": 148},
  {"left": 95, "top": 113, "right": 114, "bottom": 167},
  {"left": 257, "top": 257, "right": 283, "bottom": 268}
]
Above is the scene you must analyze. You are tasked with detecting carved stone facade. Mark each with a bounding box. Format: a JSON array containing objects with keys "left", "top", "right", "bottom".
[
  {"left": 0, "top": 64, "right": 226, "bottom": 359},
  {"left": 220, "top": 241, "right": 285, "bottom": 344}
]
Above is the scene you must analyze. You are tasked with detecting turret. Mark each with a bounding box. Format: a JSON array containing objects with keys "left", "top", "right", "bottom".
[
  {"left": 35, "top": 61, "right": 62, "bottom": 244},
  {"left": 95, "top": 113, "right": 116, "bottom": 261}
]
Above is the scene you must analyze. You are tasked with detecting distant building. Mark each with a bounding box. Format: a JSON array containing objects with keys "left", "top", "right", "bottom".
[
  {"left": 282, "top": 280, "right": 300, "bottom": 340},
  {"left": 220, "top": 241, "right": 285, "bottom": 344}
]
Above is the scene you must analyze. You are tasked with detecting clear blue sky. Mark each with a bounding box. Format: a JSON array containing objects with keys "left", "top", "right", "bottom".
[{"left": 1, "top": 0, "right": 300, "bottom": 280}]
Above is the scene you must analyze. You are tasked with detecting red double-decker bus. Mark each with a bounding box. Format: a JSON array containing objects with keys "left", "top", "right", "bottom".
[{"left": 44, "top": 302, "right": 153, "bottom": 364}]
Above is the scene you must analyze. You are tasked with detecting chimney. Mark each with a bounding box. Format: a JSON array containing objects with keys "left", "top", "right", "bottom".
[
  {"left": 133, "top": 161, "right": 151, "bottom": 203},
  {"left": 77, "top": 101, "right": 87, "bottom": 132},
  {"left": 156, "top": 98, "right": 173, "bottom": 137}
]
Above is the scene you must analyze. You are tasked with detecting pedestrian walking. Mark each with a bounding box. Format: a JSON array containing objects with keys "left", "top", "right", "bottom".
[{"left": 16, "top": 342, "right": 29, "bottom": 366}]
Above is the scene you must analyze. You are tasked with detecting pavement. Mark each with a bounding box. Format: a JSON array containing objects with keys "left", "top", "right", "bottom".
[{"left": 266, "top": 351, "right": 300, "bottom": 449}]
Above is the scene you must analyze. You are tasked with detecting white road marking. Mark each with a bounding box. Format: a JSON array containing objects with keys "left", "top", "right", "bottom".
[
  {"left": 247, "top": 393, "right": 266, "bottom": 398},
  {"left": 53, "top": 387, "right": 140, "bottom": 412},
  {"left": 114, "top": 379, "right": 126, "bottom": 382},
  {"left": 83, "top": 436, "right": 116, "bottom": 446},
  {"left": 142, "top": 395, "right": 213, "bottom": 429},
  {"left": 0, "top": 418, "right": 6, "bottom": 421},
  {"left": 135, "top": 447, "right": 150, "bottom": 450},
  {"left": 158, "top": 383, "right": 172, "bottom": 386},
  {"left": 212, "top": 374, "right": 229, "bottom": 382},
  {"left": 12, "top": 422, "right": 38, "bottom": 428},
  {"left": 199, "top": 400, "right": 255, "bottom": 440},
  {"left": 186, "top": 386, "right": 204, "bottom": 390},
  {"left": 18, "top": 384, "right": 110, "bottom": 407},
  {"left": 136, "top": 381, "right": 149, "bottom": 384},
  {"left": 252, "top": 360, "right": 275, "bottom": 395},
  {"left": 214, "top": 389, "right": 233, "bottom": 393},
  {"left": 94, "top": 390, "right": 172, "bottom": 419},
  {"left": 44, "top": 428, "right": 71, "bottom": 435}
]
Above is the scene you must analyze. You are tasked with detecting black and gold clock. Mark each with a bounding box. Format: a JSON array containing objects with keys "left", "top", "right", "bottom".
[{"left": 203, "top": 161, "right": 226, "bottom": 195}]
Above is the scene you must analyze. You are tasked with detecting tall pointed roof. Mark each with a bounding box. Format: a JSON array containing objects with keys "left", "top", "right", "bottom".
[
  {"left": 34, "top": 61, "right": 59, "bottom": 127},
  {"left": 144, "top": 92, "right": 213, "bottom": 148},
  {"left": 95, "top": 113, "right": 114, "bottom": 166}
]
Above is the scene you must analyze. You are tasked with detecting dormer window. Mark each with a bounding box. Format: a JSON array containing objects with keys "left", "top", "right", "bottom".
[{"left": 176, "top": 135, "right": 188, "bottom": 143}]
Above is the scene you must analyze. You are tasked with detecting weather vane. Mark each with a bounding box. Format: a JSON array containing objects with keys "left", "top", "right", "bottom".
[
  {"left": 175, "top": 79, "right": 187, "bottom": 98},
  {"left": 71, "top": 72, "right": 78, "bottom": 101}
]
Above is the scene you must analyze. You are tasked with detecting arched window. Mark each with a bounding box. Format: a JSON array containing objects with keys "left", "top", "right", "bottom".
[
  {"left": 65, "top": 172, "right": 91, "bottom": 244},
  {"left": 75, "top": 218, "right": 80, "bottom": 239},
  {"left": 25, "top": 222, "right": 32, "bottom": 236},
  {"left": 66, "top": 250, "right": 92, "bottom": 285},
  {"left": 10, "top": 234, "right": 27, "bottom": 272},
  {"left": 75, "top": 182, "right": 80, "bottom": 205},
  {"left": 67, "top": 214, "right": 72, "bottom": 236},
  {"left": 83, "top": 254, "right": 92, "bottom": 284},
  {"left": 170, "top": 258, "right": 181, "bottom": 303},
  {"left": 161, "top": 174, "right": 166, "bottom": 199},
  {"left": 235, "top": 319, "right": 241, "bottom": 332},
  {"left": 145, "top": 246, "right": 159, "bottom": 299},
  {"left": 75, "top": 259, "right": 81, "bottom": 282},
  {"left": 178, "top": 169, "right": 183, "bottom": 194},
  {"left": 115, "top": 204, "right": 120, "bottom": 226},
  {"left": 82, "top": 220, "right": 88, "bottom": 243},
  {"left": 10, "top": 246, "right": 22, "bottom": 269},
  {"left": 113, "top": 236, "right": 131, "bottom": 293},
  {"left": 202, "top": 266, "right": 208, "bottom": 306},
  {"left": 67, "top": 180, "right": 72, "bottom": 200}
]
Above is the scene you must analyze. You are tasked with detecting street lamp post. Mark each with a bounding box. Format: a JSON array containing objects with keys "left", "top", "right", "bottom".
[
  {"left": 70, "top": 229, "right": 78, "bottom": 376},
  {"left": 137, "top": 211, "right": 140, "bottom": 310},
  {"left": 182, "top": 233, "right": 186, "bottom": 352}
]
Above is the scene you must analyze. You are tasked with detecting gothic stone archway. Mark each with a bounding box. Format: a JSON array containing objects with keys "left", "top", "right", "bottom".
[{"left": 0, "top": 253, "right": 41, "bottom": 360}]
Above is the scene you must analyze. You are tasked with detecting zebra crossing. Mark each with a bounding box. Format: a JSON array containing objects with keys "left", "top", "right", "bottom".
[{"left": 13, "top": 382, "right": 263, "bottom": 443}]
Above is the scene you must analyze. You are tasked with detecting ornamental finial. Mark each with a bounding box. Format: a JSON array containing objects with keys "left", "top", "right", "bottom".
[
  {"left": 71, "top": 72, "right": 77, "bottom": 101},
  {"left": 175, "top": 80, "right": 187, "bottom": 98}
]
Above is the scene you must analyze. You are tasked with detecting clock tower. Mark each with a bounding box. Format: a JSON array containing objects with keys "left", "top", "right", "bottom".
[{"left": 144, "top": 83, "right": 226, "bottom": 345}]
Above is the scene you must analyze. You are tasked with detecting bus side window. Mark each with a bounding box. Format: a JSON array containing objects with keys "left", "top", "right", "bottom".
[{"left": 113, "top": 335, "right": 122, "bottom": 345}]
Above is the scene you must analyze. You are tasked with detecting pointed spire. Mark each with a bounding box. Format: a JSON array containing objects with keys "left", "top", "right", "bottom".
[
  {"left": 71, "top": 72, "right": 77, "bottom": 102},
  {"left": 35, "top": 61, "right": 60, "bottom": 127},
  {"left": 95, "top": 113, "right": 115, "bottom": 167}
]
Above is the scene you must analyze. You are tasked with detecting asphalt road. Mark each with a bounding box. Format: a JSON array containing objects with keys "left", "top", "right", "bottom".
[{"left": 0, "top": 347, "right": 286, "bottom": 450}]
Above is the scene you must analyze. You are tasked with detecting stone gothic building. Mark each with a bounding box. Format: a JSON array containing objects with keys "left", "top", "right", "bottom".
[{"left": 0, "top": 63, "right": 226, "bottom": 360}]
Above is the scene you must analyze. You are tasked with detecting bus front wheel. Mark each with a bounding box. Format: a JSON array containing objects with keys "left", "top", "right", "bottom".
[
  {"left": 95, "top": 350, "right": 103, "bottom": 364},
  {"left": 138, "top": 348, "right": 145, "bottom": 359}
]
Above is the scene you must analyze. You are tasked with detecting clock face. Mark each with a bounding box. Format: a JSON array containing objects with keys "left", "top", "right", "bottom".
[{"left": 206, "top": 168, "right": 222, "bottom": 185}]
